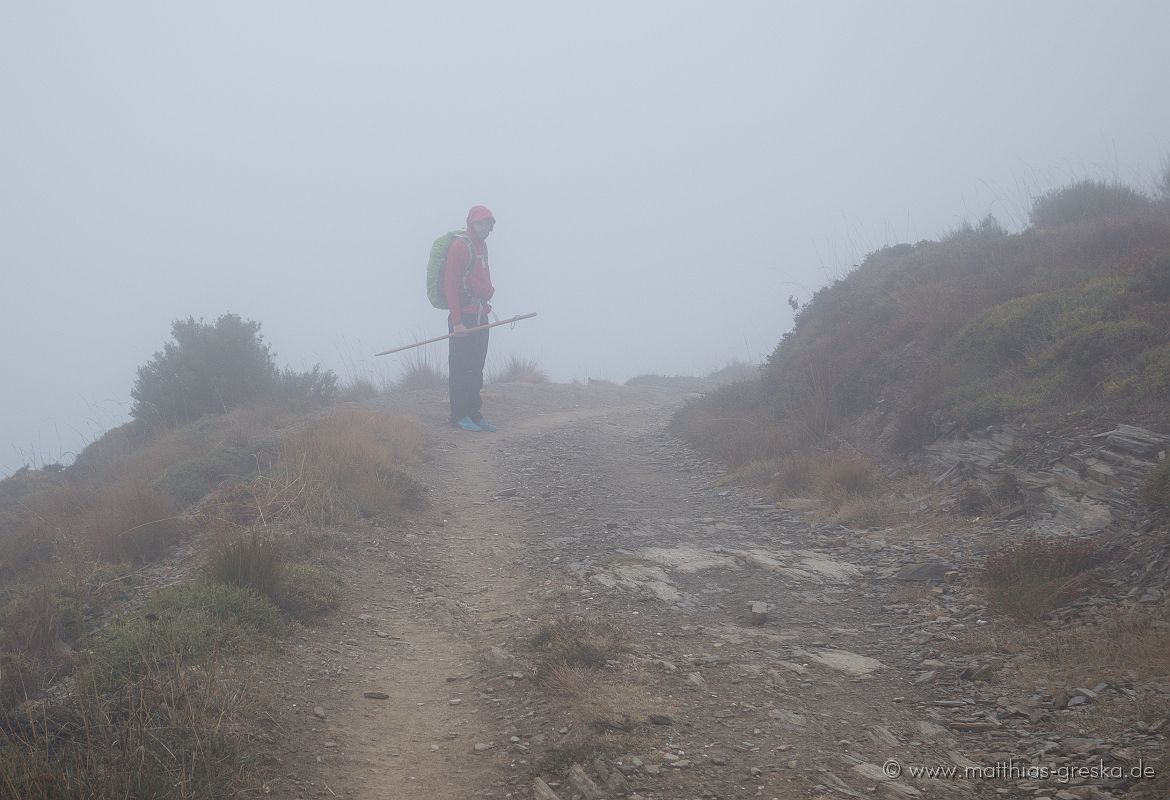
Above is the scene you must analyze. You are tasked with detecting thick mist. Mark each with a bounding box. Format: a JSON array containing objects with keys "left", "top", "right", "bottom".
[{"left": 3, "top": 1, "right": 1169, "bottom": 472}]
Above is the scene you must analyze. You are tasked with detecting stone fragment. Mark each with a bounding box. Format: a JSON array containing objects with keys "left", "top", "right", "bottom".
[
  {"left": 532, "top": 777, "right": 562, "bottom": 800},
  {"left": 749, "top": 601, "right": 770, "bottom": 626},
  {"left": 362, "top": 691, "right": 389, "bottom": 700},
  {"left": 568, "top": 763, "right": 605, "bottom": 800}
]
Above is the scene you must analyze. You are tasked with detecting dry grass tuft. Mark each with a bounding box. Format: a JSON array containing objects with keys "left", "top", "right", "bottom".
[
  {"left": 395, "top": 349, "right": 446, "bottom": 390},
  {"left": 982, "top": 537, "right": 1102, "bottom": 622},
  {"left": 491, "top": 356, "right": 548, "bottom": 384},
  {"left": 274, "top": 410, "right": 426, "bottom": 523},
  {"left": 207, "top": 529, "right": 285, "bottom": 600},
  {"left": 540, "top": 664, "right": 654, "bottom": 726},
  {"left": 531, "top": 617, "right": 631, "bottom": 668},
  {"left": 816, "top": 455, "right": 880, "bottom": 496}
]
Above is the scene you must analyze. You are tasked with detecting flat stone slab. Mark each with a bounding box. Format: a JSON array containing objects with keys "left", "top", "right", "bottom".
[{"left": 796, "top": 647, "right": 884, "bottom": 676}]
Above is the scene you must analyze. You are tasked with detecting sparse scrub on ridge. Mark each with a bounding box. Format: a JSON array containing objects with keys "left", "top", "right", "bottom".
[
  {"left": 489, "top": 355, "right": 547, "bottom": 383},
  {"left": 1029, "top": 179, "right": 1151, "bottom": 229},
  {"left": 706, "top": 360, "right": 761, "bottom": 384},
  {"left": 671, "top": 176, "right": 1170, "bottom": 478},
  {"left": 982, "top": 538, "right": 1102, "bottom": 622}
]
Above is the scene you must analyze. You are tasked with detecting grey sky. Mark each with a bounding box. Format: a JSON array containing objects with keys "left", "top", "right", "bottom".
[{"left": 3, "top": 1, "right": 1169, "bottom": 472}]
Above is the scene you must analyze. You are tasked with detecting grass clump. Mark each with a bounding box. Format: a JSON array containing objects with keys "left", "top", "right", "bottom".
[
  {"left": 270, "top": 563, "right": 342, "bottom": 619},
  {"left": 87, "top": 581, "right": 284, "bottom": 693},
  {"left": 1, "top": 644, "right": 254, "bottom": 800},
  {"left": 491, "top": 356, "right": 548, "bottom": 383},
  {"left": 395, "top": 349, "right": 446, "bottom": 390},
  {"left": 206, "top": 532, "right": 341, "bottom": 620},
  {"left": 531, "top": 617, "right": 630, "bottom": 669},
  {"left": 982, "top": 538, "right": 1102, "bottom": 622}
]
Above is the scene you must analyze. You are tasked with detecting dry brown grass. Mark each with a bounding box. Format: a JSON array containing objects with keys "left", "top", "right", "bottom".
[
  {"left": 19, "top": 480, "right": 185, "bottom": 564},
  {"left": 540, "top": 664, "right": 655, "bottom": 726},
  {"left": 273, "top": 410, "right": 426, "bottom": 523},
  {"left": 490, "top": 356, "right": 548, "bottom": 384},
  {"left": 982, "top": 538, "right": 1102, "bottom": 622},
  {"left": 1031, "top": 605, "right": 1170, "bottom": 684},
  {"left": 394, "top": 349, "right": 446, "bottom": 391},
  {"left": 1, "top": 650, "right": 258, "bottom": 799},
  {"left": 531, "top": 617, "right": 631, "bottom": 668}
]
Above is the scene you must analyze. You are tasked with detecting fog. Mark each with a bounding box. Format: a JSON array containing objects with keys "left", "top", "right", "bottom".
[{"left": 3, "top": 1, "right": 1168, "bottom": 473}]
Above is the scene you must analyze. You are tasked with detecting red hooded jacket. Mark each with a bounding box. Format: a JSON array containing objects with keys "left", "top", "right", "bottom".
[{"left": 444, "top": 205, "right": 496, "bottom": 325}]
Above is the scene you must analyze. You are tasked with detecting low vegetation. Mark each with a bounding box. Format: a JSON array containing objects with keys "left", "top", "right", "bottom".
[
  {"left": 132, "top": 313, "right": 338, "bottom": 428},
  {"left": 0, "top": 314, "right": 426, "bottom": 797},
  {"left": 673, "top": 176, "right": 1170, "bottom": 476},
  {"left": 490, "top": 355, "right": 548, "bottom": 384},
  {"left": 982, "top": 538, "right": 1102, "bottom": 622}
]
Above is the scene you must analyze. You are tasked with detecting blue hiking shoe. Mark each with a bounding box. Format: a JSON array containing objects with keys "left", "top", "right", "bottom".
[
  {"left": 475, "top": 419, "right": 498, "bottom": 433},
  {"left": 454, "top": 416, "right": 482, "bottom": 432}
]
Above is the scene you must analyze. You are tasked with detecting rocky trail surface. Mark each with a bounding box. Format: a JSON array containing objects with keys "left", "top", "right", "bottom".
[{"left": 261, "top": 381, "right": 1168, "bottom": 800}]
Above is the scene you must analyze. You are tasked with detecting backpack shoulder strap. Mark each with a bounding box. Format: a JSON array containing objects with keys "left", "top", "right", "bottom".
[{"left": 453, "top": 233, "right": 476, "bottom": 275}]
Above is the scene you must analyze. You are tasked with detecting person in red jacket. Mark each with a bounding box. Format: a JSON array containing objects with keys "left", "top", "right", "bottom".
[{"left": 445, "top": 205, "right": 497, "bottom": 432}]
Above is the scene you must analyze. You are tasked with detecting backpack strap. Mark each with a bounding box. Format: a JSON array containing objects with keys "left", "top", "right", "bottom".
[{"left": 452, "top": 233, "right": 478, "bottom": 310}]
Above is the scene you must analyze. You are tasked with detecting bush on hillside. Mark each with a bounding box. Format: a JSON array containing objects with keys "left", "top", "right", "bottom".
[
  {"left": 1029, "top": 179, "right": 1150, "bottom": 229},
  {"left": 131, "top": 314, "right": 337, "bottom": 427}
]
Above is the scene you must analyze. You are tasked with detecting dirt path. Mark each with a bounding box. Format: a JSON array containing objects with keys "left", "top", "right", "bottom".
[{"left": 265, "top": 381, "right": 1148, "bottom": 800}]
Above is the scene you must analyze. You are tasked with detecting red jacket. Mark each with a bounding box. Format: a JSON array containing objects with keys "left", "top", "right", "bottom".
[{"left": 445, "top": 205, "right": 496, "bottom": 325}]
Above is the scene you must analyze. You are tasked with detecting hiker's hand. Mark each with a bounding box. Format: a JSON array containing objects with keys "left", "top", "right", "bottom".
[{"left": 452, "top": 324, "right": 468, "bottom": 336}]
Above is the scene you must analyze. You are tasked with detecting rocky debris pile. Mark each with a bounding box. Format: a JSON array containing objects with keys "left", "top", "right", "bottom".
[{"left": 925, "top": 423, "right": 1170, "bottom": 536}]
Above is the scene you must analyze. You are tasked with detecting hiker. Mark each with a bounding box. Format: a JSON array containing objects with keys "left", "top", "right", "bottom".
[{"left": 445, "top": 205, "right": 497, "bottom": 432}]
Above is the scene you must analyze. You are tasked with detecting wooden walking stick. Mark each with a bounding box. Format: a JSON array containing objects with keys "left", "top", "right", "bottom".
[{"left": 374, "top": 313, "right": 538, "bottom": 357}]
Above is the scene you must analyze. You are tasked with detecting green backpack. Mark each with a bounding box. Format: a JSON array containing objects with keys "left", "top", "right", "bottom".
[{"left": 426, "top": 230, "right": 475, "bottom": 310}]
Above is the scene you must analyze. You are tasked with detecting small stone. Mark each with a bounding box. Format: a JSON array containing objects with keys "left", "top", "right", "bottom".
[
  {"left": 648, "top": 713, "right": 674, "bottom": 726},
  {"left": 363, "top": 691, "right": 389, "bottom": 700},
  {"left": 688, "top": 671, "right": 707, "bottom": 686},
  {"left": 749, "top": 601, "right": 770, "bottom": 626},
  {"left": 473, "top": 742, "right": 493, "bottom": 752},
  {"left": 448, "top": 698, "right": 463, "bottom": 705},
  {"left": 313, "top": 706, "right": 326, "bottom": 719}
]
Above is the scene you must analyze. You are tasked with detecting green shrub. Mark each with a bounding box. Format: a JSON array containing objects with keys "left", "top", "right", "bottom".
[
  {"left": 272, "top": 563, "right": 342, "bottom": 619},
  {"left": 1030, "top": 179, "right": 1151, "bottom": 228},
  {"left": 131, "top": 313, "right": 337, "bottom": 427},
  {"left": 1057, "top": 319, "right": 1159, "bottom": 366},
  {"left": 88, "top": 581, "right": 284, "bottom": 691},
  {"left": 153, "top": 444, "right": 261, "bottom": 506}
]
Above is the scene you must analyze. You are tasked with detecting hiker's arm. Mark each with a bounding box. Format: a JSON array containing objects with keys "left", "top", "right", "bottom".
[{"left": 444, "top": 237, "right": 468, "bottom": 327}]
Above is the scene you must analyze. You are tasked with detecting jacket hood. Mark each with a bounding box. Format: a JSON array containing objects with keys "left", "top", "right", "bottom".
[{"left": 466, "top": 205, "right": 495, "bottom": 239}]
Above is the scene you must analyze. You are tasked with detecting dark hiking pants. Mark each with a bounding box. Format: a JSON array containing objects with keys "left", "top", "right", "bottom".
[{"left": 448, "top": 311, "right": 489, "bottom": 423}]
